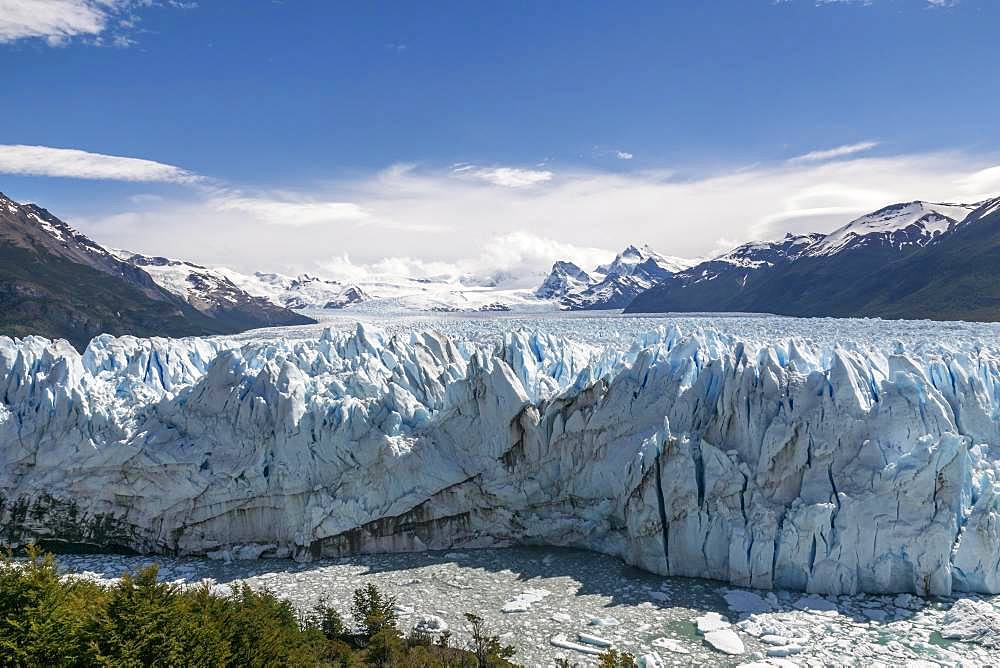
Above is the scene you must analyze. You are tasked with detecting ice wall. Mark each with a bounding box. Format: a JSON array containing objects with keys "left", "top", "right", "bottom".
[{"left": 1, "top": 323, "right": 998, "bottom": 596}]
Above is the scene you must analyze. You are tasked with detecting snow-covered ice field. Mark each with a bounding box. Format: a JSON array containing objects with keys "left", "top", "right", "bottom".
[
  {"left": 236, "top": 309, "right": 1000, "bottom": 352},
  {"left": 55, "top": 547, "right": 1000, "bottom": 667}
]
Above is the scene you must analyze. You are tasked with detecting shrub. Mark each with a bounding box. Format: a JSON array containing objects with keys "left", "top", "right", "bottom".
[{"left": 596, "top": 648, "right": 637, "bottom": 667}]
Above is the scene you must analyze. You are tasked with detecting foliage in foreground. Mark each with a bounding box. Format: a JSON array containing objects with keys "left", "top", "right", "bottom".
[{"left": 0, "top": 547, "right": 518, "bottom": 667}]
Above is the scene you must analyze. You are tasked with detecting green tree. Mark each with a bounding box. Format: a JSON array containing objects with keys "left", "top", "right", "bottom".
[
  {"left": 0, "top": 548, "right": 500, "bottom": 668},
  {"left": 464, "top": 612, "right": 516, "bottom": 667},
  {"left": 0, "top": 546, "right": 105, "bottom": 666},
  {"left": 365, "top": 626, "right": 405, "bottom": 666},
  {"left": 223, "top": 582, "right": 309, "bottom": 667},
  {"left": 351, "top": 582, "right": 398, "bottom": 641},
  {"left": 303, "top": 595, "right": 347, "bottom": 641}
]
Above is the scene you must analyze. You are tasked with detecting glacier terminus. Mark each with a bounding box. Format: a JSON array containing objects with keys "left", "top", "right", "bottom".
[{"left": 2, "top": 313, "right": 999, "bottom": 600}]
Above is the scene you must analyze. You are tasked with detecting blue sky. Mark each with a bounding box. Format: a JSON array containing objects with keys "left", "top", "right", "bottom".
[{"left": 2, "top": 0, "right": 999, "bottom": 276}]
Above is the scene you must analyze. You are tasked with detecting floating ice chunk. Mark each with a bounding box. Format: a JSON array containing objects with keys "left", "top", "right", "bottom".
[
  {"left": 696, "top": 612, "right": 730, "bottom": 633},
  {"left": 576, "top": 632, "right": 612, "bottom": 648},
  {"left": 550, "top": 612, "right": 572, "bottom": 623},
  {"left": 767, "top": 644, "right": 803, "bottom": 657},
  {"left": 413, "top": 615, "right": 448, "bottom": 634},
  {"left": 724, "top": 590, "right": 775, "bottom": 615},
  {"left": 588, "top": 616, "right": 620, "bottom": 627},
  {"left": 637, "top": 652, "right": 665, "bottom": 668},
  {"left": 939, "top": 598, "right": 1000, "bottom": 647},
  {"left": 651, "top": 637, "right": 690, "bottom": 654},
  {"left": 703, "top": 629, "right": 745, "bottom": 655},
  {"left": 793, "top": 594, "right": 839, "bottom": 614},
  {"left": 861, "top": 607, "right": 888, "bottom": 622},
  {"left": 549, "top": 633, "right": 605, "bottom": 656},
  {"left": 501, "top": 588, "right": 551, "bottom": 613}
]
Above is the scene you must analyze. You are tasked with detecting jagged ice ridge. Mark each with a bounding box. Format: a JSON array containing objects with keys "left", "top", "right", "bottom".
[{"left": 2, "top": 321, "right": 999, "bottom": 597}]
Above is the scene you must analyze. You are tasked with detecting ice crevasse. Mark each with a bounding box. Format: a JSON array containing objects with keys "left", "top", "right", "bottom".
[{"left": 1, "top": 323, "right": 999, "bottom": 597}]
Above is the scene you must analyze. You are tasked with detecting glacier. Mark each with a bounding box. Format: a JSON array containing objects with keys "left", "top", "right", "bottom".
[{"left": 2, "top": 317, "right": 999, "bottom": 597}]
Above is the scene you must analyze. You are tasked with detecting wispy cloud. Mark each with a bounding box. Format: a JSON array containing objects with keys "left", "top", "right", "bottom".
[
  {"left": 0, "top": 144, "right": 201, "bottom": 183},
  {"left": 206, "top": 190, "right": 369, "bottom": 227},
  {"left": 0, "top": 0, "right": 191, "bottom": 46},
  {"left": 616, "top": 151, "right": 634, "bottom": 161},
  {"left": 454, "top": 165, "right": 554, "bottom": 188},
  {"left": 788, "top": 141, "right": 879, "bottom": 163}
]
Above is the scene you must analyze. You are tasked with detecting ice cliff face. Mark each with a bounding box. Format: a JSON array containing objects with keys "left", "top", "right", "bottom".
[{"left": 2, "top": 324, "right": 999, "bottom": 597}]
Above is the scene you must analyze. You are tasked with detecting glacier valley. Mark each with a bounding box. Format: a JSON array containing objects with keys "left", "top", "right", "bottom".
[{"left": 3, "top": 313, "right": 1000, "bottom": 608}]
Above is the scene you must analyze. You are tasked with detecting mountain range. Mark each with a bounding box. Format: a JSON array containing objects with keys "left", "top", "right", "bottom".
[
  {"left": 536, "top": 244, "right": 697, "bottom": 309},
  {"left": 0, "top": 193, "right": 313, "bottom": 351},
  {"left": 625, "top": 198, "right": 1000, "bottom": 320},
  {"left": 4, "top": 190, "right": 1000, "bottom": 351}
]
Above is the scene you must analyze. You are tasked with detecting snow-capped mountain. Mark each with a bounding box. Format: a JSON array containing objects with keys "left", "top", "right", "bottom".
[
  {"left": 712, "top": 233, "right": 825, "bottom": 270},
  {"left": 956, "top": 195, "right": 1000, "bottom": 228},
  {"left": 627, "top": 197, "right": 996, "bottom": 319},
  {"left": 538, "top": 244, "right": 699, "bottom": 310},
  {"left": 804, "top": 201, "right": 979, "bottom": 257},
  {"left": 0, "top": 193, "right": 313, "bottom": 349},
  {"left": 112, "top": 250, "right": 316, "bottom": 329},
  {"left": 622, "top": 233, "right": 823, "bottom": 313},
  {"left": 596, "top": 244, "right": 693, "bottom": 276},
  {"left": 534, "top": 261, "right": 594, "bottom": 299},
  {"left": 228, "top": 271, "right": 370, "bottom": 310}
]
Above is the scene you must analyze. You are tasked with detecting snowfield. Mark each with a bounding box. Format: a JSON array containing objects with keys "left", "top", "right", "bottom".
[{"left": 3, "top": 313, "right": 1000, "bottom": 605}]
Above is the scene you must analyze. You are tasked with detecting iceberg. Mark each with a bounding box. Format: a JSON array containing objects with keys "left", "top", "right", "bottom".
[{"left": 2, "top": 319, "right": 999, "bottom": 597}]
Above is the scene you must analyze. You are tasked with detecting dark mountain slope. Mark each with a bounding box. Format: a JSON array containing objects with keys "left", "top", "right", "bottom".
[
  {"left": 843, "top": 197, "right": 1000, "bottom": 321},
  {"left": 626, "top": 199, "right": 998, "bottom": 321},
  {"left": 0, "top": 193, "right": 313, "bottom": 350}
]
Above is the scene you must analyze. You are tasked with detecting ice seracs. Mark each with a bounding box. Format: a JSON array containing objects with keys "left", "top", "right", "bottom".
[{"left": 2, "top": 319, "right": 1000, "bottom": 598}]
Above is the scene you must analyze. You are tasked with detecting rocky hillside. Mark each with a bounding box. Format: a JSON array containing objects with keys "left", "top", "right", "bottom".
[{"left": 0, "top": 193, "right": 313, "bottom": 350}]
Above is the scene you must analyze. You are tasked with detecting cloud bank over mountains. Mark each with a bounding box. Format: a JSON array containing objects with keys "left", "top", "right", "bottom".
[{"left": 2, "top": 142, "right": 999, "bottom": 279}]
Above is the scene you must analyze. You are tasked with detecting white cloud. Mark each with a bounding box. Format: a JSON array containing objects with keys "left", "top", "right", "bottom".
[
  {"left": 0, "top": 0, "right": 104, "bottom": 43},
  {"left": 788, "top": 141, "right": 879, "bottom": 163},
  {"left": 320, "top": 232, "right": 611, "bottom": 288},
  {"left": 456, "top": 165, "right": 554, "bottom": 188},
  {"left": 0, "top": 0, "right": 185, "bottom": 46},
  {"left": 207, "top": 189, "right": 368, "bottom": 227},
  {"left": 0, "top": 144, "right": 200, "bottom": 183},
  {"left": 955, "top": 165, "right": 1000, "bottom": 202},
  {"left": 616, "top": 151, "right": 634, "bottom": 161},
  {"left": 36, "top": 147, "right": 1000, "bottom": 278}
]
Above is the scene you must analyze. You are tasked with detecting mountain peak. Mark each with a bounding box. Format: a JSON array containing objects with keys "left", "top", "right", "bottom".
[{"left": 805, "top": 200, "right": 978, "bottom": 257}]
